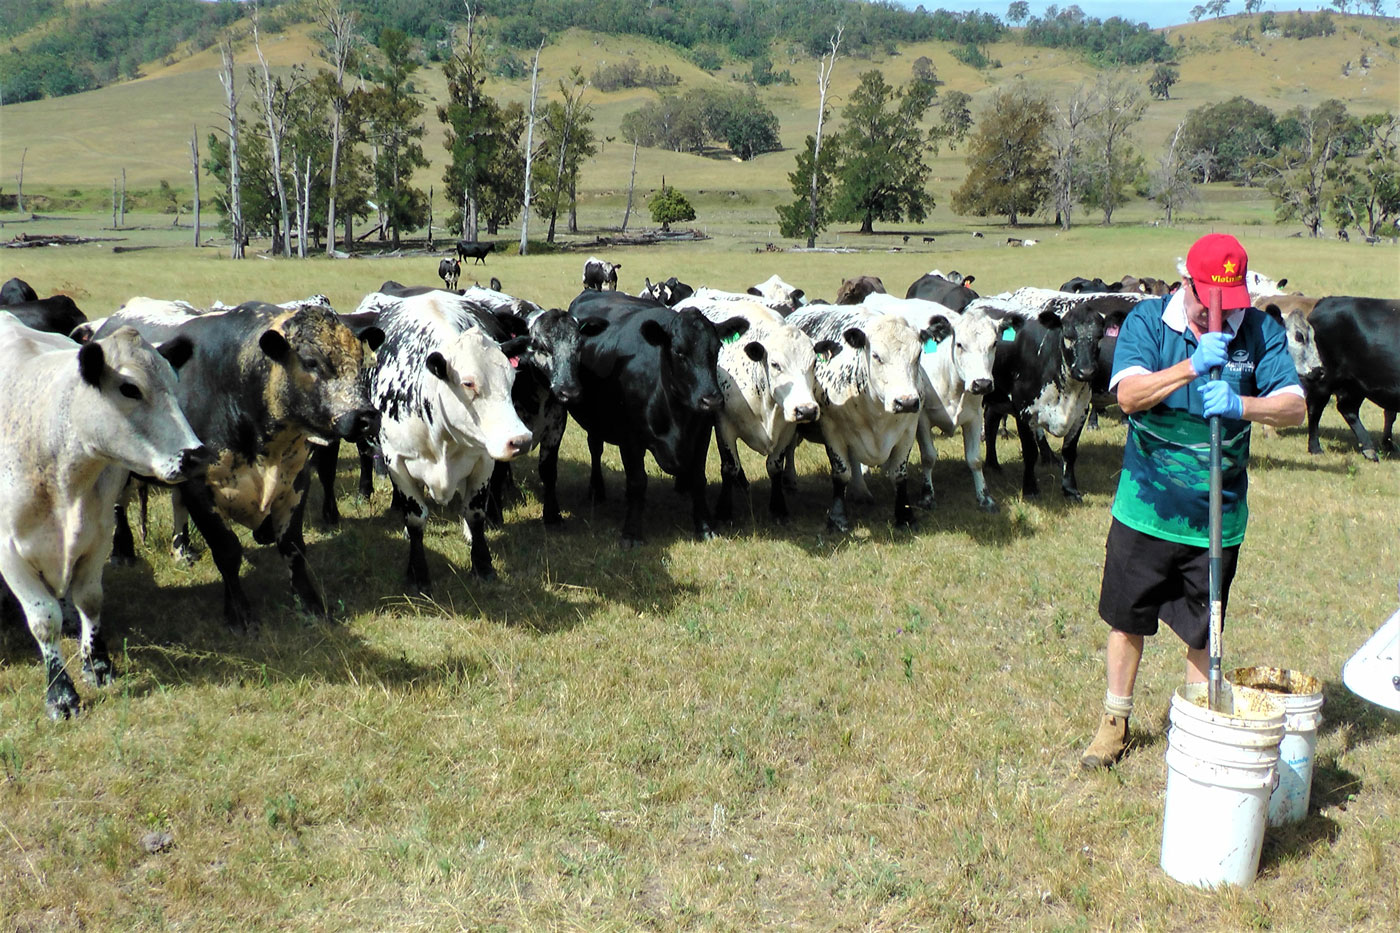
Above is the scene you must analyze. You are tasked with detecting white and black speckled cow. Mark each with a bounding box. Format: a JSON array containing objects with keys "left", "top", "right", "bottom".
[
  {"left": 862, "top": 293, "right": 1001, "bottom": 513},
  {"left": 369, "top": 290, "right": 533, "bottom": 594},
  {"left": 0, "top": 316, "right": 209, "bottom": 719},
  {"left": 786, "top": 305, "right": 931, "bottom": 533},
  {"left": 582, "top": 257, "right": 621, "bottom": 291},
  {"left": 746, "top": 274, "right": 807, "bottom": 315},
  {"left": 677, "top": 295, "right": 837, "bottom": 524}
]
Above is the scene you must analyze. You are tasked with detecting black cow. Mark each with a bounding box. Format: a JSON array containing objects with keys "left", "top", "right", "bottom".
[
  {"left": 94, "top": 299, "right": 381, "bottom": 631},
  {"left": 1, "top": 277, "right": 38, "bottom": 304},
  {"left": 455, "top": 240, "right": 497, "bottom": 265},
  {"left": 547, "top": 290, "right": 747, "bottom": 546},
  {"left": 1082, "top": 296, "right": 1138, "bottom": 430},
  {"left": 582, "top": 257, "right": 621, "bottom": 291},
  {"left": 905, "top": 271, "right": 978, "bottom": 310},
  {"left": 0, "top": 294, "right": 87, "bottom": 338},
  {"left": 983, "top": 303, "right": 1105, "bottom": 500},
  {"left": 1302, "top": 297, "right": 1400, "bottom": 460},
  {"left": 438, "top": 257, "right": 461, "bottom": 291},
  {"left": 1059, "top": 276, "right": 1113, "bottom": 294}
]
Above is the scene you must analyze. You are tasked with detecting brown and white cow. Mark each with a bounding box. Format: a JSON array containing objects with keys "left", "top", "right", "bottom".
[{"left": 0, "top": 316, "right": 209, "bottom": 719}]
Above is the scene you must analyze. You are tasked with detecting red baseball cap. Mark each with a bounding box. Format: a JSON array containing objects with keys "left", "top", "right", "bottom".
[{"left": 1186, "top": 233, "right": 1252, "bottom": 310}]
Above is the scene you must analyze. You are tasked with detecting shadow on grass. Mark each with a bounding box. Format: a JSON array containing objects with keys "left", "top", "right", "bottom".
[
  {"left": 1258, "top": 813, "right": 1344, "bottom": 874},
  {"left": 1318, "top": 679, "right": 1400, "bottom": 751}
]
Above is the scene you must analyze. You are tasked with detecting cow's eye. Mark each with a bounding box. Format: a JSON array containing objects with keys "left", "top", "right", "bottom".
[
  {"left": 301, "top": 356, "right": 321, "bottom": 374},
  {"left": 872, "top": 354, "right": 883, "bottom": 365},
  {"left": 770, "top": 361, "right": 783, "bottom": 373},
  {"left": 462, "top": 378, "right": 477, "bottom": 393},
  {"left": 120, "top": 383, "right": 143, "bottom": 400}
]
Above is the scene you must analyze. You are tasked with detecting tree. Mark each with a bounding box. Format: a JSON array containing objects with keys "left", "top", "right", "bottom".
[
  {"left": 1179, "top": 96, "right": 1280, "bottom": 183},
  {"left": 250, "top": 5, "right": 310, "bottom": 258},
  {"left": 802, "top": 26, "right": 841, "bottom": 248},
  {"left": 1327, "top": 111, "right": 1400, "bottom": 237},
  {"left": 315, "top": 0, "right": 361, "bottom": 254},
  {"left": 1080, "top": 74, "right": 1146, "bottom": 225},
  {"left": 951, "top": 85, "right": 1053, "bottom": 226},
  {"left": 1007, "top": 2, "right": 1031, "bottom": 25},
  {"left": 776, "top": 134, "right": 842, "bottom": 239},
  {"left": 1150, "top": 121, "right": 1199, "bottom": 225},
  {"left": 938, "top": 91, "right": 974, "bottom": 150},
  {"left": 1190, "top": 5, "right": 1206, "bottom": 21},
  {"left": 707, "top": 92, "right": 781, "bottom": 160},
  {"left": 1257, "top": 99, "right": 1363, "bottom": 236},
  {"left": 532, "top": 68, "right": 596, "bottom": 243},
  {"left": 365, "top": 28, "right": 429, "bottom": 247},
  {"left": 830, "top": 70, "right": 939, "bottom": 234},
  {"left": 1206, "top": 0, "right": 1230, "bottom": 18},
  {"left": 649, "top": 182, "right": 695, "bottom": 232},
  {"left": 1244, "top": 0, "right": 1264, "bottom": 14},
  {"left": 216, "top": 32, "right": 245, "bottom": 259},
  {"left": 1148, "top": 64, "right": 1179, "bottom": 101},
  {"left": 1047, "top": 83, "right": 1096, "bottom": 231}
]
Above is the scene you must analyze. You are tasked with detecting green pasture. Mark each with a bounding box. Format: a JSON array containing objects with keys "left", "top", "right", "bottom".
[{"left": 1, "top": 212, "right": 1399, "bottom": 930}]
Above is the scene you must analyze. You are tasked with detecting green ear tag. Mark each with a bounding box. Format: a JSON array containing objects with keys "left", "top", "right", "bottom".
[
  {"left": 1001, "top": 326, "right": 1016, "bottom": 341},
  {"left": 722, "top": 332, "right": 741, "bottom": 345},
  {"left": 922, "top": 337, "right": 940, "bottom": 354}
]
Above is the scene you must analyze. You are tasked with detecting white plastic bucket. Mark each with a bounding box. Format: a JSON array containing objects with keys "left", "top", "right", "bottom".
[
  {"left": 1228, "top": 666, "right": 1325, "bottom": 826},
  {"left": 1160, "top": 683, "right": 1285, "bottom": 889}
]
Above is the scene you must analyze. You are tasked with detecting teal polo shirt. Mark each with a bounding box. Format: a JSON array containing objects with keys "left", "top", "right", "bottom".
[{"left": 1107, "top": 293, "right": 1301, "bottom": 547}]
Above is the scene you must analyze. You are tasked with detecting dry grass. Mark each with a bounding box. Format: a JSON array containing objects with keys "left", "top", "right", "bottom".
[{"left": 1, "top": 215, "right": 1399, "bottom": 931}]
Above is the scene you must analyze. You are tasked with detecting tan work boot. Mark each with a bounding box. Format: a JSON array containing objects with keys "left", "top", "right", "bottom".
[{"left": 1080, "top": 713, "right": 1129, "bottom": 770}]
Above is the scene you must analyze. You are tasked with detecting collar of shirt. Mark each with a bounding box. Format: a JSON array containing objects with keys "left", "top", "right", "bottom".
[{"left": 1161, "top": 289, "right": 1246, "bottom": 337}]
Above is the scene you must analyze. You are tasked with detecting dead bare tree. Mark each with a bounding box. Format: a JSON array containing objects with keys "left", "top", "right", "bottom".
[
  {"left": 519, "top": 39, "right": 544, "bottom": 257},
  {"left": 1048, "top": 83, "right": 1098, "bottom": 231},
  {"left": 316, "top": 0, "right": 359, "bottom": 255},
  {"left": 218, "top": 33, "right": 246, "bottom": 259},
  {"left": 14, "top": 148, "right": 25, "bottom": 214},
  {"left": 806, "top": 26, "right": 842, "bottom": 249},
  {"left": 621, "top": 139, "right": 639, "bottom": 232},
  {"left": 251, "top": 5, "right": 308, "bottom": 258},
  {"left": 190, "top": 127, "right": 201, "bottom": 246}
]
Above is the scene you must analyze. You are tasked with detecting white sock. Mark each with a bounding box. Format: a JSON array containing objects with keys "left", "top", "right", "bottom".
[{"left": 1103, "top": 691, "right": 1134, "bottom": 721}]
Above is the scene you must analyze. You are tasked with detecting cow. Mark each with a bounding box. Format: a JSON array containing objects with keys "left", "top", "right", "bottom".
[
  {"left": 639, "top": 276, "right": 695, "bottom": 307},
  {"left": 747, "top": 274, "right": 807, "bottom": 315},
  {"left": 787, "top": 305, "right": 930, "bottom": 532},
  {"left": 863, "top": 293, "right": 1001, "bottom": 512},
  {"left": 676, "top": 286, "right": 797, "bottom": 321},
  {"left": 982, "top": 301, "right": 1106, "bottom": 501},
  {"left": 90, "top": 297, "right": 381, "bottom": 631},
  {"left": 1059, "top": 276, "right": 1113, "bottom": 294},
  {"left": 368, "top": 291, "right": 533, "bottom": 594},
  {"left": 0, "top": 316, "right": 210, "bottom": 719},
  {"left": 835, "top": 275, "right": 887, "bottom": 305},
  {"left": 0, "top": 294, "right": 87, "bottom": 338},
  {"left": 923, "top": 236, "right": 936, "bottom": 244},
  {"left": 582, "top": 257, "right": 622, "bottom": 291},
  {"left": 1255, "top": 294, "right": 1324, "bottom": 385},
  {"left": 1082, "top": 295, "right": 1140, "bottom": 430},
  {"left": 1, "top": 277, "right": 38, "bottom": 304},
  {"left": 455, "top": 240, "right": 497, "bottom": 265},
  {"left": 1298, "top": 297, "right": 1400, "bottom": 460},
  {"left": 547, "top": 290, "right": 747, "bottom": 547},
  {"left": 438, "top": 257, "right": 461, "bottom": 291},
  {"left": 683, "top": 297, "right": 835, "bottom": 524},
  {"left": 905, "top": 270, "right": 978, "bottom": 310}
]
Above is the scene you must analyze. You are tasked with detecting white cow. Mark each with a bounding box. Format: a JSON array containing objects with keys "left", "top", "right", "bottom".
[
  {"left": 787, "top": 305, "right": 930, "bottom": 532},
  {"left": 0, "top": 317, "right": 208, "bottom": 719},
  {"left": 745, "top": 274, "right": 807, "bottom": 315},
  {"left": 370, "top": 291, "right": 532, "bottom": 596},
  {"left": 862, "top": 293, "right": 1001, "bottom": 512},
  {"left": 683, "top": 297, "right": 835, "bottom": 523}
]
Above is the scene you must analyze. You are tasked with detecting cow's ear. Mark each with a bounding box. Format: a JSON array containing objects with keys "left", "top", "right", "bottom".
[
  {"left": 1105, "top": 309, "right": 1130, "bottom": 331},
  {"left": 77, "top": 341, "right": 106, "bottom": 387},
  {"left": 715, "top": 316, "right": 749, "bottom": 344},
  {"left": 495, "top": 312, "right": 530, "bottom": 338},
  {"left": 426, "top": 351, "right": 450, "bottom": 381},
  {"left": 500, "top": 336, "right": 530, "bottom": 363},
  {"left": 962, "top": 275, "right": 975, "bottom": 287},
  {"left": 790, "top": 288, "right": 805, "bottom": 303},
  {"left": 361, "top": 326, "right": 386, "bottom": 352},
  {"left": 640, "top": 319, "right": 670, "bottom": 348},
  {"left": 158, "top": 335, "right": 195, "bottom": 372},
  {"left": 925, "top": 315, "right": 953, "bottom": 344},
  {"left": 842, "top": 327, "right": 867, "bottom": 350},
  {"left": 813, "top": 339, "right": 841, "bottom": 363},
  {"left": 259, "top": 329, "right": 291, "bottom": 362},
  {"left": 579, "top": 316, "right": 609, "bottom": 337},
  {"left": 1277, "top": 278, "right": 1288, "bottom": 290},
  {"left": 1168, "top": 280, "right": 1181, "bottom": 293},
  {"left": 743, "top": 341, "right": 766, "bottom": 363},
  {"left": 1037, "top": 310, "right": 1063, "bottom": 330},
  {"left": 745, "top": 286, "right": 763, "bottom": 297}
]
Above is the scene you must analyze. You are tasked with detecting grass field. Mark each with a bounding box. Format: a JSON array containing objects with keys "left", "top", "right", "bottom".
[{"left": 1, "top": 210, "right": 1399, "bottom": 930}]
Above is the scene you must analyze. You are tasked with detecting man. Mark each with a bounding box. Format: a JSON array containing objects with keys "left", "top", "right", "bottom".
[{"left": 1081, "top": 233, "right": 1306, "bottom": 770}]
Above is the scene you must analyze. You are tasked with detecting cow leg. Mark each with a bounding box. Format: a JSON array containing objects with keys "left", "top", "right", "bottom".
[
  {"left": 356, "top": 441, "right": 376, "bottom": 500},
  {"left": 1336, "top": 387, "right": 1379, "bottom": 461},
  {"left": 913, "top": 417, "right": 937, "bottom": 510},
  {"left": 313, "top": 441, "right": 341, "bottom": 526},
  {"left": 0, "top": 554, "right": 81, "bottom": 720},
  {"left": 781, "top": 442, "right": 800, "bottom": 491},
  {"left": 764, "top": 448, "right": 792, "bottom": 523},
  {"left": 461, "top": 462, "right": 499, "bottom": 579},
  {"left": 984, "top": 407, "right": 1003, "bottom": 472},
  {"left": 485, "top": 462, "right": 510, "bottom": 528},
  {"left": 277, "top": 472, "right": 327, "bottom": 618},
  {"left": 110, "top": 480, "right": 139, "bottom": 566},
  {"left": 714, "top": 429, "right": 746, "bottom": 523},
  {"left": 845, "top": 462, "right": 876, "bottom": 505},
  {"left": 181, "top": 484, "right": 254, "bottom": 633},
  {"left": 962, "top": 410, "right": 997, "bottom": 513},
  {"left": 824, "top": 445, "right": 853, "bottom": 533},
  {"left": 1060, "top": 422, "right": 1085, "bottom": 503},
  {"left": 392, "top": 483, "right": 432, "bottom": 596},
  {"left": 169, "top": 487, "right": 200, "bottom": 564},
  {"left": 1305, "top": 387, "right": 1329, "bottom": 455},
  {"left": 687, "top": 427, "right": 717, "bottom": 542},
  {"left": 537, "top": 408, "right": 567, "bottom": 526},
  {"left": 1016, "top": 415, "right": 1041, "bottom": 498},
  {"left": 69, "top": 549, "right": 112, "bottom": 688},
  {"left": 883, "top": 451, "right": 916, "bottom": 528},
  {"left": 618, "top": 442, "right": 649, "bottom": 548},
  {"left": 1383, "top": 410, "right": 1397, "bottom": 457},
  {"left": 1036, "top": 427, "right": 1062, "bottom": 467},
  {"left": 588, "top": 432, "right": 608, "bottom": 503}
]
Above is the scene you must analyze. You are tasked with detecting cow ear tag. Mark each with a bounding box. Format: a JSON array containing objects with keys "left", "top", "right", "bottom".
[
  {"left": 722, "top": 332, "right": 742, "bottom": 345},
  {"left": 1001, "top": 326, "right": 1017, "bottom": 341},
  {"left": 922, "top": 337, "right": 941, "bottom": 354}
]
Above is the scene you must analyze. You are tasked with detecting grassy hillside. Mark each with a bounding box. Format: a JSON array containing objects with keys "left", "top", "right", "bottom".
[{"left": 1, "top": 13, "right": 1395, "bottom": 227}]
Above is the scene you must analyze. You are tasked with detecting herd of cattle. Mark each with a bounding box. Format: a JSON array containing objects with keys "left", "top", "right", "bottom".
[{"left": 0, "top": 264, "right": 1395, "bottom": 720}]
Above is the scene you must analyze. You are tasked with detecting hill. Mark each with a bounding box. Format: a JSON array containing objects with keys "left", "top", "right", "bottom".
[{"left": 0, "top": 11, "right": 1396, "bottom": 230}]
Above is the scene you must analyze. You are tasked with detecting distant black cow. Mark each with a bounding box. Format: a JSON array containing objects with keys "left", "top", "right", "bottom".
[
  {"left": 1302, "top": 296, "right": 1400, "bottom": 460},
  {"left": 548, "top": 290, "right": 747, "bottom": 546},
  {"left": 1, "top": 277, "right": 38, "bottom": 304},
  {"left": 0, "top": 293, "right": 87, "bottom": 338},
  {"left": 455, "top": 240, "right": 497, "bottom": 264},
  {"left": 905, "top": 271, "right": 978, "bottom": 310},
  {"left": 438, "top": 257, "right": 461, "bottom": 291},
  {"left": 1060, "top": 277, "right": 1113, "bottom": 294},
  {"left": 582, "top": 257, "right": 621, "bottom": 291}
]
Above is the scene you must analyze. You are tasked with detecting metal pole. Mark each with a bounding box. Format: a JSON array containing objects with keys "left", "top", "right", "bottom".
[{"left": 1207, "top": 286, "right": 1226, "bottom": 713}]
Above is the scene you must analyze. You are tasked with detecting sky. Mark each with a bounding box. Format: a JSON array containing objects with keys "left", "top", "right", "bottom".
[{"left": 893, "top": 2, "right": 1395, "bottom": 30}]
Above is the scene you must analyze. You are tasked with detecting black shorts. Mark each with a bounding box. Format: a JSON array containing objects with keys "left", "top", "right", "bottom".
[{"left": 1098, "top": 518, "right": 1240, "bottom": 650}]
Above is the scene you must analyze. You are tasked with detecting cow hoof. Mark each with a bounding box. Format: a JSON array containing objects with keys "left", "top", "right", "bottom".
[
  {"left": 542, "top": 514, "right": 566, "bottom": 528},
  {"left": 915, "top": 493, "right": 935, "bottom": 511},
  {"left": 782, "top": 477, "right": 799, "bottom": 492},
  {"left": 696, "top": 527, "right": 718, "bottom": 542},
  {"left": 320, "top": 510, "right": 341, "bottom": 528},
  {"left": 45, "top": 680, "right": 81, "bottom": 722},
  {"left": 978, "top": 497, "right": 999, "bottom": 514},
  {"left": 619, "top": 536, "right": 645, "bottom": 549},
  {"left": 82, "top": 658, "right": 113, "bottom": 688},
  {"left": 1363, "top": 449, "right": 1379, "bottom": 463},
  {"left": 1064, "top": 491, "right": 1084, "bottom": 504},
  {"left": 826, "top": 517, "right": 851, "bottom": 534}
]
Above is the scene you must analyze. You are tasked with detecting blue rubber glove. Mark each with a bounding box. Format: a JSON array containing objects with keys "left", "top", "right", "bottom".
[
  {"left": 1189, "top": 332, "right": 1231, "bottom": 377},
  {"left": 1199, "top": 380, "right": 1244, "bottom": 420}
]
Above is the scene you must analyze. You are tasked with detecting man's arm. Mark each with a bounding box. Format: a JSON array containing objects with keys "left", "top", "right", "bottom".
[
  {"left": 1241, "top": 391, "right": 1306, "bottom": 428},
  {"left": 1115, "top": 360, "right": 1197, "bottom": 414}
]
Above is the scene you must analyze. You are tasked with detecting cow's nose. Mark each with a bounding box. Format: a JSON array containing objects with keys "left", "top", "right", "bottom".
[
  {"left": 893, "top": 395, "right": 920, "bottom": 414},
  {"left": 554, "top": 383, "right": 580, "bottom": 403},
  {"left": 179, "top": 445, "right": 215, "bottom": 477},
  {"left": 337, "top": 408, "right": 381, "bottom": 442},
  {"left": 504, "top": 432, "right": 533, "bottom": 459},
  {"left": 1304, "top": 367, "right": 1324, "bottom": 383},
  {"left": 969, "top": 378, "right": 993, "bottom": 395},
  {"left": 699, "top": 393, "right": 724, "bottom": 412},
  {"left": 792, "top": 403, "right": 819, "bottom": 423}
]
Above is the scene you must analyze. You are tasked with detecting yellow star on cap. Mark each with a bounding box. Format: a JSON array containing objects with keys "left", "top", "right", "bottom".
[{"left": 1222, "top": 259, "right": 1237, "bottom": 274}]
